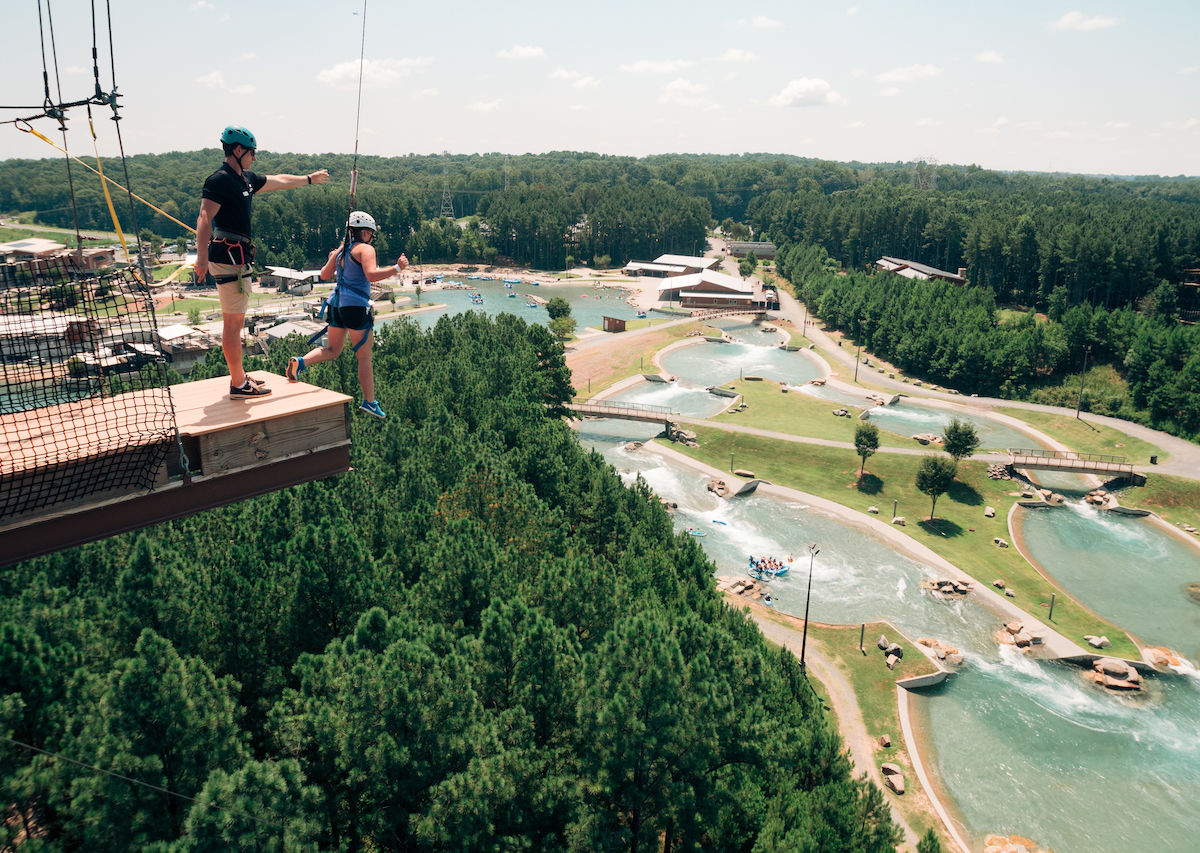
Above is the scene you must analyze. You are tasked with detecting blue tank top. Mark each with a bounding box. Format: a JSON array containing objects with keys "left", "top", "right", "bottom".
[{"left": 335, "top": 240, "right": 371, "bottom": 308}]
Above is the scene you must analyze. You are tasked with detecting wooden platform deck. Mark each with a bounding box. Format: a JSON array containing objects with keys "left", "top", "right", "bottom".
[{"left": 1, "top": 373, "right": 352, "bottom": 565}]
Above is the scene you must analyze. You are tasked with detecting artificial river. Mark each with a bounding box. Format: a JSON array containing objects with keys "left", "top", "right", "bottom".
[{"left": 575, "top": 318, "right": 1200, "bottom": 853}]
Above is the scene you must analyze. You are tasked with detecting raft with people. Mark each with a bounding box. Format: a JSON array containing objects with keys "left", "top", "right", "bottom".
[{"left": 748, "top": 555, "right": 790, "bottom": 577}]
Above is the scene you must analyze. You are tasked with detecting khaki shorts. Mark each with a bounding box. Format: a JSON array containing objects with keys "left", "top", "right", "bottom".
[{"left": 210, "top": 261, "right": 252, "bottom": 315}]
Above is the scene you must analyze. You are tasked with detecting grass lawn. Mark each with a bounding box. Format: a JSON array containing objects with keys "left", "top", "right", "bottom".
[
  {"left": 996, "top": 308, "right": 1046, "bottom": 325},
  {"left": 0, "top": 224, "right": 80, "bottom": 247},
  {"left": 163, "top": 297, "right": 219, "bottom": 315},
  {"left": 1118, "top": 473, "right": 1200, "bottom": 533},
  {"left": 669, "top": 426, "right": 1139, "bottom": 658},
  {"left": 995, "top": 406, "right": 1165, "bottom": 463},
  {"left": 713, "top": 378, "right": 917, "bottom": 449},
  {"left": 804, "top": 620, "right": 947, "bottom": 843},
  {"left": 570, "top": 322, "right": 716, "bottom": 394}
]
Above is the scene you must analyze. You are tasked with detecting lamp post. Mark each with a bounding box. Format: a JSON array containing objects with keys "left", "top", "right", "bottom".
[
  {"left": 853, "top": 318, "right": 865, "bottom": 383},
  {"left": 799, "top": 543, "right": 820, "bottom": 677},
  {"left": 1075, "top": 345, "right": 1091, "bottom": 419}
]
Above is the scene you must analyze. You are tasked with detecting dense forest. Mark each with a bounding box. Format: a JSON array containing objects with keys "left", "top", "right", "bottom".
[
  {"left": 772, "top": 241, "right": 1200, "bottom": 439},
  {"left": 1, "top": 313, "right": 899, "bottom": 851},
  {"left": 3, "top": 149, "right": 1199, "bottom": 436}
]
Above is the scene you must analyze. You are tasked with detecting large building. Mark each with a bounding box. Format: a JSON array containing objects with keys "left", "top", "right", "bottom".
[
  {"left": 623, "top": 253, "right": 718, "bottom": 278},
  {"left": 876, "top": 256, "right": 966, "bottom": 285},
  {"left": 726, "top": 240, "right": 777, "bottom": 259},
  {"left": 657, "top": 269, "right": 777, "bottom": 311}
]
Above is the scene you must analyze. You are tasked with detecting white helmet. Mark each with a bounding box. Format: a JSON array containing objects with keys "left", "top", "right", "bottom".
[{"left": 347, "top": 210, "right": 377, "bottom": 232}]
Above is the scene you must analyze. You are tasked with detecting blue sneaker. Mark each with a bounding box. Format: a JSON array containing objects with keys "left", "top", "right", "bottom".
[
  {"left": 359, "top": 399, "right": 386, "bottom": 419},
  {"left": 286, "top": 356, "right": 306, "bottom": 382}
]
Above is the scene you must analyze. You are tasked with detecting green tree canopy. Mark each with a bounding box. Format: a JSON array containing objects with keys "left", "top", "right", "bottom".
[
  {"left": 915, "top": 455, "right": 958, "bottom": 520},
  {"left": 854, "top": 421, "right": 880, "bottom": 475},
  {"left": 942, "top": 417, "right": 981, "bottom": 461}
]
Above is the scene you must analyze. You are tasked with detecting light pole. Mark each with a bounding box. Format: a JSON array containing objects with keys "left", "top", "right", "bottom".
[
  {"left": 853, "top": 340, "right": 863, "bottom": 383},
  {"left": 1075, "top": 345, "right": 1091, "bottom": 419},
  {"left": 799, "top": 543, "right": 819, "bottom": 677}
]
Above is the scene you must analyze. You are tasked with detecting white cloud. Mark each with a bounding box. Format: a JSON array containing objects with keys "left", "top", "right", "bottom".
[
  {"left": 659, "top": 78, "right": 707, "bottom": 106},
  {"left": 64, "top": 65, "right": 84, "bottom": 75},
  {"left": 189, "top": 1, "right": 213, "bottom": 10},
  {"left": 846, "top": 6, "right": 860, "bottom": 16},
  {"left": 1180, "top": 66, "right": 1199, "bottom": 75},
  {"left": 847, "top": 120, "right": 866, "bottom": 128},
  {"left": 550, "top": 68, "right": 598, "bottom": 88},
  {"left": 239, "top": 52, "right": 257, "bottom": 62},
  {"left": 975, "top": 49, "right": 1004, "bottom": 64},
  {"left": 750, "top": 15, "right": 781, "bottom": 28},
  {"left": 1104, "top": 120, "right": 1129, "bottom": 129},
  {"left": 315, "top": 57, "right": 432, "bottom": 89},
  {"left": 1187, "top": 118, "right": 1200, "bottom": 129},
  {"left": 569, "top": 104, "right": 587, "bottom": 112},
  {"left": 915, "top": 117, "right": 944, "bottom": 128},
  {"left": 620, "top": 58, "right": 693, "bottom": 73},
  {"left": 880, "top": 86, "right": 901, "bottom": 97},
  {"left": 1045, "top": 130, "right": 1073, "bottom": 139},
  {"left": 196, "top": 70, "right": 254, "bottom": 96},
  {"left": 1052, "top": 11, "right": 1118, "bottom": 31},
  {"left": 497, "top": 45, "right": 544, "bottom": 60},
  {"left": 719, "top": 48, "right": 758, "bottom": 63},
  {"left": 980, "top": 117, "right": 1009, "bottom": 134},
  {"left": 768, "top": 77, "right": 843, "bottom": 107},
  {"left": 471, "top": 99, "right": 502, "bottom": 113},
  {"left": 1166, "top": 118, "right": 1200, "bottom": 129},
  {"left": 876, "top": 63, "right": 942, "bottom": 84}
]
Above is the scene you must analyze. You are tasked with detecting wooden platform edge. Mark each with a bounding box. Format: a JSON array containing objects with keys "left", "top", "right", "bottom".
[{"left": 0, "top": 443, "right": 350, "bottom": 567}]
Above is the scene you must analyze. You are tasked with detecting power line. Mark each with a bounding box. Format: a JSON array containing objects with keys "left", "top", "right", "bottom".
[{"left": 2, "top": 733, "right": 288, "bottom": 834}]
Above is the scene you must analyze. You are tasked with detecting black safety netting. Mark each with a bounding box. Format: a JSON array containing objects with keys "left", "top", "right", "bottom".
[{"left": 0, "top": 256, "right": 176, "bottom": 523}]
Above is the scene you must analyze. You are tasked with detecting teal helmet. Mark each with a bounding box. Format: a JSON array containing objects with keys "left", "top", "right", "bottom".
[{"left": 220, "top": 125, "right": 256, "bottom": 149}]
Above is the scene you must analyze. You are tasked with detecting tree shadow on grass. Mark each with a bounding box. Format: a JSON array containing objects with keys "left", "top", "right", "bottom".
[
  {"left": 947, "top": 479, "right": 983, "bottom": 506},
  {"left": 918, "top": 518, "right": 967, "bottom": 539},
  {"left": 855, "top": 473, "right": 883, "bottom": 495}
]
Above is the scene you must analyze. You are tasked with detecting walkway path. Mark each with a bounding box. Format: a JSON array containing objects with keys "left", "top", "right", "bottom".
[
  {"left": 773, "top": 290, "right": 1200, "bottom": 481},
  {"left": 742, "top": 604, "right": 925, "bottom": 852}
]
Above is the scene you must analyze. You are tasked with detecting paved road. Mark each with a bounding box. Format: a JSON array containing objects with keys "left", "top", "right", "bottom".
[{"left": 771, "top": 289, "right": 1200, "bottom": 482}]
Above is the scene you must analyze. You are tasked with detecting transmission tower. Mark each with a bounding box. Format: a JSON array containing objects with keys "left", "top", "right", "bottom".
[
  {"left": 439, "top": 151, "right": 455, "bottom": 219},
  {"left": 912, "top": 155, "right": 938, "bottom": 190}
]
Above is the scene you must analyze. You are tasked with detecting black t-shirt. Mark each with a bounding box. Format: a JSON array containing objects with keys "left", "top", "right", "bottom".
[{"left": 201, "top": 163, "right": 267, "bottom": 239}]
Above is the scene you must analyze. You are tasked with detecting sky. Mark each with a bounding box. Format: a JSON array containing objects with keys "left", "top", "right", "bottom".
[{"left": 1, "top": 1, "right": 1198, "bottom": 177}]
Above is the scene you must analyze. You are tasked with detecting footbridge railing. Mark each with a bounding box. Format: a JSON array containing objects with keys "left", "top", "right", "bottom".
[
  {"left": 689, "top": 307, "right": 767, "bottom": 320},
  {"left": 568, "top": 399, "right": 676, "bottom": 424},
  {"left": 1008, "top": 448, "right": 1135, "bottom": 479}
]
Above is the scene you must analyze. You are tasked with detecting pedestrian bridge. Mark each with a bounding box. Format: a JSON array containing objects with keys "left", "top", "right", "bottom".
[
  {"left": 567, "top": 399, "right": 676, "bottom": 424},
  {"left": 689, "top": 307, "right": 767, "bottom": 320},
  {"left": 1008, "top": 448, "right": 1136, "bottom": 481}
]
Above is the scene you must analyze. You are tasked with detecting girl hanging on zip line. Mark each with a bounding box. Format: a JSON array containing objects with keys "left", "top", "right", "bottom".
[{"left": 286, "top": 210, "right": 407, "bottom": 419}]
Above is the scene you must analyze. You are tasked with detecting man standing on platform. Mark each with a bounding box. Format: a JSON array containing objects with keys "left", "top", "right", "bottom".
[{"left": 194, "top": 125, "right": 329, "bottom": 398}]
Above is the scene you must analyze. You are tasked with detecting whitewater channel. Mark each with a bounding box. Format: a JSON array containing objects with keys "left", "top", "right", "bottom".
[{"left": 575, "top": 319, "right": 1200, "bottom": 853}]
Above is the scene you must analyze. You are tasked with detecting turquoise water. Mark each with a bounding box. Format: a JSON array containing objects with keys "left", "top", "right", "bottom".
[
  {"left": 916, "top": 652, "right": 1200, "bottom": 852},
  {"left": 858, "top": 401, "right": 1036, "bottom": 451},
  {"left": 391, "top": 280, "right": 642, "bottom": 331},
  {"left": 660, "top": 340, "right": 825, "bottom": 388},
  {"left": 582, "top": 420, "right": 1200, "bottom": 852},
  {"left": 573, "top": 322, "right": 1200, "bottom": 852},
  {"left": 799, "top": 382, "right": 1038, "bottom": 451},
  {"left": 1018, "top": 502, "right": 1200, "bottom": 658}
]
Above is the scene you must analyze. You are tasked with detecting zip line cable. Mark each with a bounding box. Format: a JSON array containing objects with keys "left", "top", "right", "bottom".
[
  {"left": 43, "top": 0, "right": 86, "bottom": 259},
  {"left": 334, "top": 0, "right": 369, "bottom": 286},
  {"left": 2, "top": 734, "right": 288, "bottom": 836}
]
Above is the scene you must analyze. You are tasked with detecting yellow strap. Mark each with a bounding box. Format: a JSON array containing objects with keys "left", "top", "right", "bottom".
[
  {"left": 17, "top": 119, "right": 196, "bottom": 235},
  {"left": 85, "top": 111, "right": 139, "bottom": 282}
]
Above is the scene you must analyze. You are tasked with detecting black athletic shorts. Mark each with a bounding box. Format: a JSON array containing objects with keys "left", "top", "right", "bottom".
[{"left": 329, "top": 304, "right": 372, "bottom": 331}]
